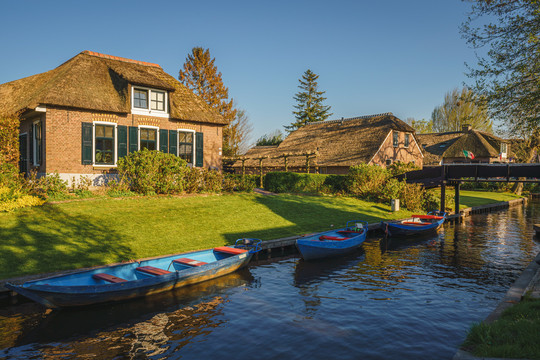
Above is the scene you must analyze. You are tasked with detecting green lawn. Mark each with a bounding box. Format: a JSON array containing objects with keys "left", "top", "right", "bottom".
[
  {"left": 462, "top": 296, "right": 540, "bottom": 359},
  {"left": 0, "top": 190, "right": 523, "bottom": 279},
  {"left": 459, "top": 190, "right": 523, "bottom": 208}
]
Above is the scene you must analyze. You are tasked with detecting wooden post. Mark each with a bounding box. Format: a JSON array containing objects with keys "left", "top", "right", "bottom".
[
  {"left": 441, "top": 181, "right": 446, "bottom": 212},
  {"left": 241, "top": 158, "right": 246, "bottom": 177},
  {"left": 259, "top": 158, "right": 264, "bottom": 187},
  {"left": 455, "top": 181, "right": 460, "bottom": 215}
]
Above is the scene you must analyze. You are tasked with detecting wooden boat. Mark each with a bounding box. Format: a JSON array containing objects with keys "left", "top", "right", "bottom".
[
  {"left": 296, "top": 220, "right": 368, "bottom": 261},
  {"left": 381, "top": 211, "right": 446, "bottom": 237},
  {"left": 5, "top": 239, "right": 261, "bottom": 309}
]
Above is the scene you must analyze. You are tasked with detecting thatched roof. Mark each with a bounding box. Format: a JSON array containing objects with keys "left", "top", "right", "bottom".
[
  {"left": 0, "top": 51, "right": 225, "bottom": 125},
  {"left": 417, "top": 129, "right": 509, "bottom": 164},
  {"left": 235, "top": 113, "right": 416, "bottom": 168}
]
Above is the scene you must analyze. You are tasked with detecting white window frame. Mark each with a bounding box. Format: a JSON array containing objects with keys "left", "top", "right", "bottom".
[
  {"left": 93, "top": 121, "right": 118, "bottom": 167},
  {"left": 138, "top": 125, "right": 160, "bottom": 151},
  {"left": 177, "top": 129, "right": 196, "bottom": 164},
  {"left": 393, "top": 131, "right": 399, "bottom": 147},
  {"left": 131, "top": 85, "right": 169, "bottom": 118},
  {"left": 500, "top": 143, "right": 508, "bottom": 158},
  {"left": 404, "top": 133, "right": 410, "bottom": 148}
]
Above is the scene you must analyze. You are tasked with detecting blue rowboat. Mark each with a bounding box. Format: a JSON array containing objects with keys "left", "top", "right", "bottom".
[
  {"left": 296, "top": 220, "right": 368, "bottom": 261},
  {"left": 381, "top": 211, "right": 446, "bottom": 237},
  {"left": 5, "top": 239, "right": 261, "bottom": 309}
]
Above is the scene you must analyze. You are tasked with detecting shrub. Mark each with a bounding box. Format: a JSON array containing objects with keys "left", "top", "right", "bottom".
[
  {"left": 264, "top": 172, "right": 327, "bottom": 194},
  {"left": 322, "top": 175, "right": 348, "bottom": 194},
  {"left": 223, "top": 174, "right": 257, "bottom": 192},
  {"left": 387, "top": 162, "right": 420, "bottom": 177},
  {"left": 0, "top": 116, "right": 19, "bottom": 166},
  {"left": 117, "top": 149, "right": 188, "bottom": 194},
  {"left": 400, "top": 183, "right": 425, "bottom": 211},
  {"left": 347, "top": 164, "right": 390, "bottom": 199},
  {"left": 38, "top": 172, "right": 69, "bottom": 198},
  {"left": 380, "top": 178, "right": 406, "bottom": 203},
  {"left": 0, "top": 186, "right": 45, "bottom": 212},
  {"left": 201, "top": 169, "right": 223, "bottom": 193}
]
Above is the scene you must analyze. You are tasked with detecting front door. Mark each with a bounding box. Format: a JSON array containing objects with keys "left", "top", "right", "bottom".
[{"left": 19, "top": 134, "right": 28, "bottom": 175}]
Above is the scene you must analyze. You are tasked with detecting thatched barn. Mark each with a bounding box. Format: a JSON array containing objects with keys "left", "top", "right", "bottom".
[
  {"left": 0, "top": 50, "right": 226, "bottom": 184},
  {"left": 416, "top": 125, "right": 512, "bottom": 165},
  {"left": 234, "top": 113, "right": 424, "bottom": 175}
]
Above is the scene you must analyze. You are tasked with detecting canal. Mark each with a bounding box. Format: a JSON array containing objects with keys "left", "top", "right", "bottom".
[{"left": 1, "top": 202, "right": 539, "bottom": 359}]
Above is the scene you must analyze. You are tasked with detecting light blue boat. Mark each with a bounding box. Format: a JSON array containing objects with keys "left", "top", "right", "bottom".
[
  {"left": 296, "top": 221, "right": 368, "bottom": 261},
  {"left": 6, "top": 239, "right": 261, "bottom": 309}
]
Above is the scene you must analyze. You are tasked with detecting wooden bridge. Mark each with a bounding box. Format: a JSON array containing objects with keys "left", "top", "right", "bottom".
[{"left": 397, "top": 164, "right": 540, "bottom": 213}]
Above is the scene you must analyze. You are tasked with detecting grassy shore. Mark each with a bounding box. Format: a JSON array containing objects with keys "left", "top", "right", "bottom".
[
  {"left": 463, "top": 295, "right": 540, "bottom": 359},
  {"left": 0, "top": 191, "right": 522, "bottom": 280}
]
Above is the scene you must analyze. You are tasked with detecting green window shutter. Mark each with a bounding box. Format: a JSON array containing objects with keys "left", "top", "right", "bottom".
[
  {"left": 195, "top": 132, "right": 204, "bottom": 167},
  {"left": 81, "top": 122, "right": 93, "bottom": 165},
  {"left": 129, "top": 126, "right": 138, "bottom": 153},
  {"left": 159, "top": 129, "right": 168, "bottom": 153},
  {"left": 118, "top": 125, "right": 128, "bottom": 159},
  {"left": 28, "top": 128, "right": 33, "bottom": 166},
  {"left": 169, "top": 130, "right": 177, "bottom": 155}
]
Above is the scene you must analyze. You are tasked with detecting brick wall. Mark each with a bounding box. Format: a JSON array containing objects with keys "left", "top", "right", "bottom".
[
  {"left": 370, "top": 130, "right": 424, "bottom": 168},
  {"left": 20, "top": 106, "right": 223, "bottom": 181}
]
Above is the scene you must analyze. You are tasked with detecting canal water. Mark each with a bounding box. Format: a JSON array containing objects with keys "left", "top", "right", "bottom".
[{"left": 1, "top": 202, "right": 539, "bottom": 360}]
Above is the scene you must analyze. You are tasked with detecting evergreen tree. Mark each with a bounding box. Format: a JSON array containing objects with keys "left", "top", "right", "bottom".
[
  {"left": 256, "top": 130, "right": 284, "bottom": 146},
  {"left": 285, "top": 69, "right": 332, "bottom": 133},
  {"left": 179, "top": 47, "right": 237, "bottom": 156},
  {"left": 431, "top": 87, "right": 492, "bottom": 133}
]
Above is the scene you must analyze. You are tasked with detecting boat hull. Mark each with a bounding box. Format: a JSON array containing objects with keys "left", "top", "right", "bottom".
[
  {"left": 382, "top": 219, "right": 444, "bottom": 237},
  {"left": 296, "top": 228, "right": 367, "bottom": 261},
  {"left": 6, "top": 249, "right": 253, "bottom": 308}
]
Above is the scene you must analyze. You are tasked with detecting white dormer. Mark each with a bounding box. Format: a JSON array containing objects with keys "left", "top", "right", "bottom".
[{"left": 131, "top": 86, "right": 169, "bottom": 118}]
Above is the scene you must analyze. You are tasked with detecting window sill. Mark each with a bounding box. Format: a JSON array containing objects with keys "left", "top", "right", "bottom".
[{"left": 93, "top": 165, "right": 117, "bottom": 170}]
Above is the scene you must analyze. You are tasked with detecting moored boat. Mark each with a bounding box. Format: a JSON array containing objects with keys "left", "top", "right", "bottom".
[
  {"left": 5, "top": 239, "right": 261, "bottom": 309},
  {"left": 296, "top": 220, "right": 368, "bottom": 261},
  {"left": 381, "top": 211, "right": 446, "bottom": 237}
]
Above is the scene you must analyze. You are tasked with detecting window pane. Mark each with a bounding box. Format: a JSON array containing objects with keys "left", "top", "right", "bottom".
[
  {"left": 95, "top": 125, "right": 115, "bottom": 165},
  {"left": 104, "top": 126, "right": 114, "bottom": 138},
  {"left": 134, "top": 89, "right": 148, "bottom": 109},
  {"left": 150, "top": 90, "right": 165, "bottom": 111},
  {"left": 148, "top": 129, "right": 156, "bottom": 141},
  {"left": 96, "top": 125, "right": 104, "bottom": 137},
  {"left": 178, "top": 131, "right": 193, "bottom": 163}
]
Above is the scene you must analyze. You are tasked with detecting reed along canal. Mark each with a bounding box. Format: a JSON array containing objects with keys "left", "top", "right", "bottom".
[{"left": 1, "top": 202, "right": 540, "bottom": 360}]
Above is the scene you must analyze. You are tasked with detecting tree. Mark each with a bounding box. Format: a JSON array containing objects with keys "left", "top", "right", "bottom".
[
  {"left": 407, "top": 117, "right": 434, "bottom": 134},
  {"left": 431, "top": 87, "right": 492, "bottom": 133},
  {"left": 178, "top": 47, "right": 237, "bottom": 156},
  {"left": 226, "top": 108, "right": 253, "bottom": 156},
  {"left": 256, "top": 130, "right": 284, "bottom": 146},
  {"left": 461, "top": 0, "right": 540, "bottom": 134},
  {"left": 285, "top": 69, "right": 332, "bottom": 133}
]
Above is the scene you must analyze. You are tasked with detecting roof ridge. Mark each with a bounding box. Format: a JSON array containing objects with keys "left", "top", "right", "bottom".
[
  {"left": 306, "top": 112, "right": 393, "bottom": 126},
  {"left": 81, "top": 50, "right": 161, "bottom": 68}
]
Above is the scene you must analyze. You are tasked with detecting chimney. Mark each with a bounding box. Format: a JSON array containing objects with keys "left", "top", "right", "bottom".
[
  {"left": 341, "top": 117, "right": 344, "bottom": 125},
  {"left": 462, "top": 124, "right": 472, "bottom": 133}
]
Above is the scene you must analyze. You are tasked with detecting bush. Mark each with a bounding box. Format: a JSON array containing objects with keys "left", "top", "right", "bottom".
[
  {"left": 264, "top": 172, "right": 327, "bottom": 194},
  {"left": 380, "top": 178, "right": 406, "bottom": 203},
  {"left": 322, "top": 175, "right": 348, "bottom": 194},
  {"left": 117, "top": 149, "right": 188, "bottom": 194},
  {"left": 347, "top": 164, "right": 390, "bottom": 199},
  {"left": 400, "top": 183, "right": 425, "bottom": 211},
  {"left": 0, "top": 186, "right": 45, "bottom": 212},
  {"left": 223, "top": 174, "right": 257, "bottom": 192},
  {"left": 200, "top": 169, "right": 223, "bottom": 193},
  {"left": 387, "top": 162, "right": 420, "bottom": 177},
  {"left": 37, "top": 172, "right": 69, "bottom": 199}
]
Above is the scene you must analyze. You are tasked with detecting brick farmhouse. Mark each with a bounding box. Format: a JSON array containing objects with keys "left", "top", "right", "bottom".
[
  {"left": 0, "top": 51, "right": 226, "bottom": 185},
  {"left": 234, "top": 113, "right": 424, "bottom": 175}
]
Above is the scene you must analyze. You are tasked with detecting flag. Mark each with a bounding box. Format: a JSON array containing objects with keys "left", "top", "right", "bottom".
[{"left": 463, "top": 150, "right": 475, "bottom": 159}]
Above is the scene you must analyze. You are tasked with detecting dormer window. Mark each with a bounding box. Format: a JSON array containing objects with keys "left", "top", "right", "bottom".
[{"left": 131, "top": 86, "right": 168, "bottom": 117}]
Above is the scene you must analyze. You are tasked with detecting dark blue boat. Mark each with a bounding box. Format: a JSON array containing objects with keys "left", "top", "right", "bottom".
[
  {"left": 5, "top": 239, "right": 261, "bottom": 309},
  {"left": 381, "top": 211, "right": 446, "bottom": 237},
  {"left": 296, "top": 220, "right": 368, "bottom": 261}
]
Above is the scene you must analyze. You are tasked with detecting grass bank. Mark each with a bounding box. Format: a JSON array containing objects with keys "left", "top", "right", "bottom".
[
  {"left": 0, "top": 191, "right": 522, "bottom": 280},
  {"left": 462, "top": 296, "right": 540, "bottom": 359}
]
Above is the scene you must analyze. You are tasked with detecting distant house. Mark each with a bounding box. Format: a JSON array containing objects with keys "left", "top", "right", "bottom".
[
  {"left": 0, "top": 51, "right": 226, "bottom": 184},
  {"left": 234, "top": 113, "right": 423, "bottom": 175},
  {"left": 416, "top": 125, "right": 512, "bottom": 165}
]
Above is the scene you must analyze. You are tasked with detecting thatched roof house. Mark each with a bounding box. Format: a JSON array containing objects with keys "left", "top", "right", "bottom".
[
  {"left": 234, "top": 113, "right": 424, "bottom": 174},
  {"left": 1, "top": 51, "right": 226, "bottom": 184},
  {"left": 416, "top": 125, "right": 512, "bottom": 165}
]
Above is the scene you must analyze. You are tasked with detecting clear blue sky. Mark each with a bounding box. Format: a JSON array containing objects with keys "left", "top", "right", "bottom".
[{"left": 0, "top": 0, "right": 476, "bottom": 143}]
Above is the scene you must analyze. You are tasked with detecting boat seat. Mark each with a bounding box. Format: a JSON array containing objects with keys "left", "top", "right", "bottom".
[
  {"left": 92, "top": 273, "right": 127, "bottom": 283},
  {"left": 213, "top": 246, "right": 247, "bottom": 255},
  {"left": 401, "top": 221, "right": 429, "bottom": 226},
  {"left": 319, "top": 235, "right": 347, "bottom": 241},
  {"left": 337, "top": 230, "right": 361, "bottom": 236},
  {"left": 173, "top": 258, "right": 208, "bottom": 267},
  {"left": 135, "top": 266, "right": 171, "bottom": 276}
]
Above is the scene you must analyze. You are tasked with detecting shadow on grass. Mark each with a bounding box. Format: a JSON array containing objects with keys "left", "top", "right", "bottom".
[
  {"left": 222, "top": 194, "right": 394, "bottom": 242},
  {"left": 459, "top": 194, "right": 504, "bottom": 208},
  {"left": 0, "top": 204, "right": 135, "bottom": 280}
]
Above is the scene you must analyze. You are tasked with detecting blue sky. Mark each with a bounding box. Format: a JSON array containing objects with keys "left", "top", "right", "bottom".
[{"left": 0, "top": 0, "right": 476, "bottom": 143}]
